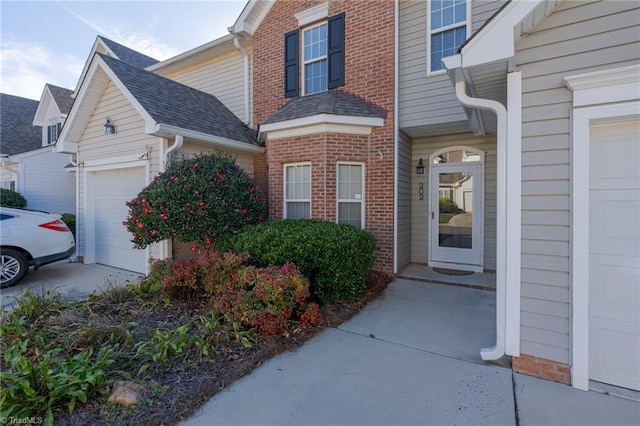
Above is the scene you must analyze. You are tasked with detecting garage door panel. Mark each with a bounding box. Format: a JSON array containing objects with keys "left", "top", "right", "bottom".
[
  {"left": 589, "top": 119, "right": 640, "bottom": 391},
  {"left": 589, "top": 192, "right": 640, "bottom": 257},
  {"left": 590, "top": 122, "right": 640, "bottom": 191},
  {"left": 590, "top": 258, "right": 640, "bottom": 322}
]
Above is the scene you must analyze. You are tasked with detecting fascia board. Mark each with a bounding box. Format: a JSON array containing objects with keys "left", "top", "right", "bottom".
[
  {"left": 155, "top": 124, "right": 265, "bottom": 154},
  {"left": 147, "top": 34, "right": 236, "bottom": 72},
  {"left": 32, "top": 86, "right": 52, "bottom": 125},
  {"left": 231, "top": 0, "right": 275, "bottom": 36},
  {"left": 460, "top": 1, "right": 542, "bottom": 68},
  {"left": 260, "top": 114, "right": 385, "bottom": 133}
]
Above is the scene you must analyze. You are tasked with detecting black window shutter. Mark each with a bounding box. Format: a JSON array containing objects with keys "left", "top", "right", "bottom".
[
  {"left": 327, "top": 12, "right": 345, "bottom": 89},
  {"left": 284, "top": 29, "right": 299, "bottom": 98},
  {"left": 57, "top": 122, "right": 61, "bottom": 140}
]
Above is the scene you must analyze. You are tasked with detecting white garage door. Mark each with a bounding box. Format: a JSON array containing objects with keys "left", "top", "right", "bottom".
[
  {"left": 589, "top": 120, "right": 640, "bottom": 391},
  {"left": 93, "top": 168, "right": 147, "bottom": 273}
]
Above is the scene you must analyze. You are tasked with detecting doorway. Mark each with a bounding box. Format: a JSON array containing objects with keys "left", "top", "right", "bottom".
[{"left": 428, "top": 147, "right": 484, "bottom": 272}]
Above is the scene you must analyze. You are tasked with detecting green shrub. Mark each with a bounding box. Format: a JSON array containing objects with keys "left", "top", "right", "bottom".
[
  {"left": 439, "top": 197, "right": 462, "bottom": 214},
  {"left": 222, "top": 219, "right": 377, "bottom": 304},
  {"left": 61, "top": 213, "right": 76, "bottom": 239},
  {"left": 0, "top": 188, "right": 27, "bottom": 208},
  {"left": 125, "top": 152, "right": 266, "bottom": 250}
]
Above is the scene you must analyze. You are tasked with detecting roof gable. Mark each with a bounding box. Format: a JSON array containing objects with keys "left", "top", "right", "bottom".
[
  {"left": 57, "top": 53, "right": 257, "bottom": 154},
  {"left": 0, "top": 94, "right": 41, "bottom": 155},
  {"left": 73, "top": 36, "right": 160, "bottom": 97},
  {"left": 33, "top": 84, "right": 74, "bottom": 126},
  {"left": 230, "top": 0, "right": 275, "bottom": 36}
]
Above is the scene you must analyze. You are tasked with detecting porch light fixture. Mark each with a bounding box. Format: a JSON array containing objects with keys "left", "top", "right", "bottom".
[
  {"left": 416, "top": 158, "right": 425, "bottom": 175},
  {"left": 103, "top": 117, "right": 116, "bottom": 134}
]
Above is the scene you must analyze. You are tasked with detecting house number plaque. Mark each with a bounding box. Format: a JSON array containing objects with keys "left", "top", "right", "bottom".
[{"left": 418, "top": 182, "right": 424, "bottom": 200}]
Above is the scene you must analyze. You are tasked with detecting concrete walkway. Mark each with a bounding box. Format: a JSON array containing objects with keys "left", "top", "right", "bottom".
[
  {"left": 0, "top": 260, "right": 141, "bottom": 309},
  {"left": 184, "top": 278, "right": 640, "bottom": 426}
]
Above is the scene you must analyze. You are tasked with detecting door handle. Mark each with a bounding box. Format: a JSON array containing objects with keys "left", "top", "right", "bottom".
[{"left": 431, "top": 211, "right": 434, "bottom": 220}]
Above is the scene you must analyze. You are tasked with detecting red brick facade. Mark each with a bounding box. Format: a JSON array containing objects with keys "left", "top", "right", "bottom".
[
  {"left": 252, "top": 0, "right": 396, "bottom": 273},
  {"left": 512, "top": 354, "right": 571, "bottom": 385}
]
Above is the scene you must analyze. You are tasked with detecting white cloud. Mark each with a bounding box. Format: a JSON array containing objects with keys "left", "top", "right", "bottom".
[
  {"left": 0, "top": 38, "right": 83, "bottom": 99},
  {"left": 58, "top": 2, "right": 181, "bottom": 61}
]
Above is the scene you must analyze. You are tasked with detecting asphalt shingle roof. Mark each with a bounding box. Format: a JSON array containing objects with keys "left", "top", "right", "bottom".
[
  {"left": 262, "top": 89, "right": 387, "bottom": 125},
  {"left": 47, "top": 84, "right": 74, "bottom": 115},
  {"left": 99, "top": 36, "right": 159, "bottom": 69},
  {"left": 0, "top": 93, "right": 42, "bottom": 156},
  {"left": 98, "top": 54, "right": 257, "bottom": 146}
]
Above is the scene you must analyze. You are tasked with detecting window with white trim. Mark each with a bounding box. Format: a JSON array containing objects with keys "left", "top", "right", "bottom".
[
  {"left": 303, "top": 22, "right": 328, "bottom": 94},
  {"left": 337, "top": 162, "right": 364, "bottom": 228},
  {"left": 428, "top": 0, "right": 468, "bottom": 73},
  {"left": 284, "top": 163, "right": 311, "bottom": 219},
  {"left": 47, "top": 122, "right": 61, "bottom": 144}
]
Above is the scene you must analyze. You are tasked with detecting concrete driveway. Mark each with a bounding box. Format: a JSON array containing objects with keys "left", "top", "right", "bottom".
[{"left": 0, "top": 260, "right": 142, "bottom": 309}]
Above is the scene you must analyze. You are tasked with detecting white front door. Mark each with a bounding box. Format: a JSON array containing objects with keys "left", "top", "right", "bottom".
[
  {"left": 589, "top": 120, "right": 640, "bottom": 391},
  {"left": 429, "top": 162, "right": 483, "bottom": 270}
]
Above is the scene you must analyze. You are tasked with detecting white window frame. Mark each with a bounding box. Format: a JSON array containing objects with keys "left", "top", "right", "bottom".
[
  {"left": 302, "top": 21, "right": 328, "bottom": 95},
  {"left": 47, "top": 122, "right": 60, "bottom": 144},
  {"left": 427, "top": 0, "right": 471, "bottom": 75},
  {"left": 336, "top": 161, "right": 365, "bottom": 229},
  {"left": 284, "top": 162, "right": 312, "bottom": 219}
]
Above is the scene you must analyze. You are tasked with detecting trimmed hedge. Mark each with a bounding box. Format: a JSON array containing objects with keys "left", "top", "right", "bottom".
[
  {"left": 0, "top": 188, "right": 27, "bottom": 208},
  {"left": 222, "top": 219, "right": 377, "bottom": 304}
]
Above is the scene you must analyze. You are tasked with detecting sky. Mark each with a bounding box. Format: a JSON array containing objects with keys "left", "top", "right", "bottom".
[{"left": 0, "top": 0, "right": 248, "bottom": 100}]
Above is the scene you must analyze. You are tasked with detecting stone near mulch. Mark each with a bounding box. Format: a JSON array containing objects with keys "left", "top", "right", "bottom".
[{"left": 107, "top": 381, "right": 146, "bottom": 406}]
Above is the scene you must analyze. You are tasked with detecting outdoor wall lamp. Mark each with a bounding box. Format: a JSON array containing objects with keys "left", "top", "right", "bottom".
[
  {"left": 103, "top": 117, "right": 117, "bottom": 134},
  {"left": 416, "top": 158, "right": 425, "bottom": 175}
]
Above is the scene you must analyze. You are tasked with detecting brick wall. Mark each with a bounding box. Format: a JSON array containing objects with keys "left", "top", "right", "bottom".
[
  {"left": 253, "top": 0, "right": 396, "bottom": 273},
  {"left": 513, "top": 354, "right": 571, "bottom": 384}
]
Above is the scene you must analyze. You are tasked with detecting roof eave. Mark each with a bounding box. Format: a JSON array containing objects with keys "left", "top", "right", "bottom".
[{"left": 154, "top": 124, "right": 263, "bottom": 154}]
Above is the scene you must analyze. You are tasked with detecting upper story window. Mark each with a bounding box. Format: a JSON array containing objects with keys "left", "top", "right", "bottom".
[
  {"left": 47, "top": 122, "right": 61, "bottom": 144},
  {"left": 303, "top": 22, "right": 328, "bottom": 94},
  {"left": 284, "top": 12, "right": 345, "bottom": 98},
  {"left": 428, "top": 0, "right": 469, "bottom": 73}
]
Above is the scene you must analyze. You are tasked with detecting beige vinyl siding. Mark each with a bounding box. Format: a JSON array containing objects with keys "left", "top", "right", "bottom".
[
  {"left": 77, "top": 82, "right": 161, "bottom": 260},
  {"left": 398, "top": 0, "right": 505, "bottom": 132},
  {"left": 163, "top": 49, "right": 250, "bottom": 124},
  {"left": 410, "top": 133, "right": 496, "bottom": 268},
  {"left": 516, "top": 0, "right": 640, "bottom": 364},
  {"left": 397, "top": 131, "right": 412, "bottom": 271},
  {"left": 177, "top": 140, "right": 255, "bottom": 175}
]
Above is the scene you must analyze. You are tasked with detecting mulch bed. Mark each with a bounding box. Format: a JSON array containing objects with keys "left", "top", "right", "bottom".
[{"left": 56, "top": 270, "right": 392, "bottom": 426}]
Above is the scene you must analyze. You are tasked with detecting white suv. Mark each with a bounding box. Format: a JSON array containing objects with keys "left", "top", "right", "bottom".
[{"left": 0, "top": 207, "right": 76, "bottom": 288}]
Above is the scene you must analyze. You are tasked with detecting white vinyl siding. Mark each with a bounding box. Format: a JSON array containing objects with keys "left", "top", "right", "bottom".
[
  {"left": 336, "top": 162, "right": 364, "bottom": 228},
  {"left": 399, "top": 0, "right": 504, "bottom": 134},
  {"left": 411, "top": 133, "right": 496, "bottom": 268},
  {"left": 516, "top": 0, "right": 640, "bottom": 364},
  {"left": 284, "top": 163, "right": 311, "bottom": 219}
]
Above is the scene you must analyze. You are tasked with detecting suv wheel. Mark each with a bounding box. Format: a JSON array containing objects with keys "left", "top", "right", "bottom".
[{"left": 1, "top": 248, "right": 28, "bottom": 288}]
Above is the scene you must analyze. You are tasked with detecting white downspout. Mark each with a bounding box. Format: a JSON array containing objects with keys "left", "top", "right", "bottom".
[
  {"left": 232, "top": 36, "right": 251, "bottom": 126},
  {"left": 454, "top": 78, "right": 507, "bottom": 361},
  {"left": 158, "top": 134, "right": 183, "bottom": 260}
]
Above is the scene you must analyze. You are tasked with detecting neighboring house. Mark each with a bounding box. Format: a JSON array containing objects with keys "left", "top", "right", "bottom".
[
  {"left": 0, "top": 91, "right": 75, "bottom": 214},
  {"left": 56, "top": 1, "right": 639, "bottom": 395},
  {"left": 56, "top": 36, "right": 260, "bottom": 274}
]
